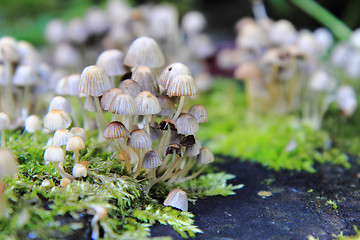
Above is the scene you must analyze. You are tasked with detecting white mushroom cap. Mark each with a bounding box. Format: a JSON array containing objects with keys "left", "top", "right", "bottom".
[
  {"left": 49, "top": 96, "right": 72, "bottom": 113},
  {"left": 134, "top": 91, "right": 161, "bottom": 115},
  {"left": 44, "top": 19, "right": 67, "bottom": 44},
  {"left": 159, "top": 63, "right": 192, "bottom": 89},
  {"left": 72, "top": 163, "right": 87, "bottom": 178},
  {"left": 142, "top": 150, "right": 162, "bottom": 169},
  {"left": 167, "top": 74, "right": 198, "bottom": 97},
  {"left": 181, "top": 11, "right": 206, "bottom": 35},
  {"left": 163, "top": 188, "right": 188, "bottom": 211},
  {"left": 123, "top": 36, "right": 165, "bottom": 68},
  {"left": 43, "top": 109, "right": 72, "bottom": 131},
  {"left": 43, "top": 146, "right": 65, "bottom": 163},
  {"left": 66, "top": 136, "right": 85, "bottom": 151},
  {"left": 25, "top": 115, "right": 42, "bottom": 133},
  {"left": 70, "top": 127, "right": 87, "bottom": 142},
  {"left": 53, "top": 129, "right": 72, "bottom": 147},
  {"left": 96, "top": 49, "right": 126, "bottom": 77},
  {"left": 197, "top": 147, "right": 214, "bottom": 164},
  {"left": 176, "top": 113, "right": 199, "bottom": 135},
  {"left": 13, "top": 65, "right": 39, "bottom": 86},
  {"left": 127, "top": 129, "right": 151, "bottom": 149},
  {"left": 79, "top": 65, "right": 111, "bottom": 97}
]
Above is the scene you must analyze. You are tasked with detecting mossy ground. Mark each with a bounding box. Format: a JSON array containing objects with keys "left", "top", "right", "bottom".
[
  {"left": 1, "top": 127, "right": 241, "bottom": 239},
  {"left": 2, "top": 78, "right": 360, "bottom": 239}
]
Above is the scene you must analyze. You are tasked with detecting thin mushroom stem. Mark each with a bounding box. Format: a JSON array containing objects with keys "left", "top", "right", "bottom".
[
  {"left": 134, "top": 149, "right": 143, "bottom": 178},
  {"left": 1, "top": 129, "right": 5, "bottom": 147},
  {"left": 4, "top": 60, "right": 15, "bottom": 116},
  {"left": 115, "top": 140, "right": 131, "bottom": 172},
  {"left": 143, "top": 115, "right": 151, "bottom": 134},
  {"left": 21, "top": 86, "right": 31, "bottom": 120},
  {"left": 76, "top": 97, "right": 90, "bottom": 130},
  {"left": 73, "top": 150, "right": 80, "bottom": 164},
  {"left": 54, "top": 162, "right": 75, "bottom": 179},
  {"left": 172, "top": 96, "right": 185, "bottom": 120}
]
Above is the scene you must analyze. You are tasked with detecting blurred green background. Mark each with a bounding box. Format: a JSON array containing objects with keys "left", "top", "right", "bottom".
[{"left": 0, "top": 0, "right": 358, "bottom": 46}]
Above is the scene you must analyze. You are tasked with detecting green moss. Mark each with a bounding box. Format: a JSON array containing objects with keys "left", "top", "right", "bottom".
[
  {"left": 194, "top": 78, "right": 350, "bottom": 172},
  {"left": 1, "top": 128, "right": 240, "bottom": 239},
  {"left": 333, "top": 226, "right": 360, "bottom": 240}
]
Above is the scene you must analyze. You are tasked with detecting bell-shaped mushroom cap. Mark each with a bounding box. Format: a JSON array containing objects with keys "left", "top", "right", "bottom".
[
  {"left": 108, "top": 92, "right": 137, "bottom": 116},
  {"left": 175, "top": 113, "right": 199, "bottom": 135},
  {"left": 101, "top": 88, "right": 123, "bottom": 111},
  {"left": 131, "top": 66, "right": 159, "bottom": 94},
  {"left": 158, "top": 63, "right": 192, "bottom": 89},
  {"left": 127, "top": 129, "right": 152, "bottom": 149},
  {"left": 167, "top": 74, "right": 198, "bottom": 97},
  {"left": 0, "top": 36, "right": 20, "bottom": 62},
  {"left": 142, "top": 150, "right": 162, "bottom": 169},
  {"left": 0, "top": 148, "right": 18, "bottom": 179},
  {"left": 49, "top": 96, "right": 72, "bottom": 113},
  {"left": 185, "top": 139, "right": 202, "bottom": 157},
  {"left": 234, "top": 62, "right": 262, "bottom": 80},
  {"left": 157, "top": 95, "right": 176, "bottom": 116},
  {"left": 44, "top": 146, "right": 65, "bottom": 163},
  {"left": 72, "top": 163, "right": 87, "bottom": 178},
  {"left": 308, "top": 70, "right": 335, "bottom": 92},
  {"left": 96, "top": 49, "right": 126, "bottom": 77},
  {"left": 13, "top": 65, "right": 39, "bottom": 86},
  {"left": 25, "top": 115, "right": 41, "bottom": 133},
  {"left": 66, "top": 18, "right": 88, "bottom": 44},
  {"left": 0, "top": 112, "right": 10, "bottom": 130},
  {"left": 188, "top": 104, "right": 208, "bottom": 123},
  {"left": 70, "top": 127, "right": 87, "bottom": 142},
  {"left": 79, "top": 65, "right": 111, "bottom": 96},
  {"left": 134, "top": 91, "right": 161, "bottom": 115},
  {"left": 181, "top": 11, "right": 206, "bottom": 35},
  {"left": 44, "top": 19, "right": 67, "bottom": 44},
  {"left": 43, "top": 109, "right": 72, "bottom": 131},
  {"left": 119, "top": 79, "right": 141, "bottom": 98},
  {"left": 123, "top": 36, "right": 165, "bottom": 68},
  {"left": 103, "top": 121, "right": 129, "bottom": 139},
  {"left": 55, "top": 74, "right": 80, "bottom": 96},
  {"left": 66, "top": 135, "right": 85, "bottom": 151},
  {"left": 197, "top": 147, "right": 214, "bottom": 164},
  {"left": 53, "top": 129, "right": 72, "bottom": 147},
  {"left": 163, "top": 188, "right": 188, "bottom": 211},
  {"left": 85, "top": 7, "right": 110, "bottom": 35}
]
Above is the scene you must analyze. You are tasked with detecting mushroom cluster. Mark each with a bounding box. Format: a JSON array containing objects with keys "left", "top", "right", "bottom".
[
  {"left": 218, "top": 16, "right": 358, "bottom": 129},
  {"left": 43, "top": 0, "right": 214, "bottom": 92}
]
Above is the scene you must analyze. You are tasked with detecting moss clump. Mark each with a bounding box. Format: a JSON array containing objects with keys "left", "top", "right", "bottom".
[
  {"left": 195, "top": 78, "right": 349, "bottom": 172},
  {"left": 1, "top": 129, "right": 240, "bottom": 239}
]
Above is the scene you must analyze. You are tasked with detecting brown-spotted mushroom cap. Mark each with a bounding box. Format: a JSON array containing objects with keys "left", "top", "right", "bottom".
[
  {"left": 158, "top": 63, "right": 191, "bottom": 89},
  {"left": 96, "top": 49, "right": 126, "bottom": 77},
  {"left": 79, "top": 65, "right": 111, "bottom": 96},
  {"left": 175, "top": 113, "right": 199, "bottom": 135},
  {"left": 108, "top": 92, "right": 137, "bottom": 116},
  {"left": 123, "top": 36, "right": 165, "bottom": 68},
  {"left": 142, "top": 150, "right": 162, "bottom": 169},
  {"left": 44, "top": 109, "right": 72, "bottom": 131},
  {"left": 188, "top": 104, "right": 208, "bottom": 123},
  {"left": 166, "top": 74, "right": 198, "bottom": 97},
  {"left": 103, "top": 121, "right": 129, "bottom": 139},
  {"left": 134, "top": 91, "right": 161, "bottom": 115},
  {"left": 127, "top": 129, "right": 151, "bottom": 149},
  {"left": 163, "top": 188, "right": 188, "bottom": 211}
]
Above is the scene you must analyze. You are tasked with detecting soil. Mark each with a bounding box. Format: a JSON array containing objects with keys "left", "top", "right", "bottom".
[{"left": 151, "top": 155, "right": 360, "bottom": 240}]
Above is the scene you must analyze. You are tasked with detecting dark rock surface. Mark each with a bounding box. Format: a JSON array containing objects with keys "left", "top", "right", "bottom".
[{"left": 152, "top": 156, "right": 360, "bottom": 240}]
